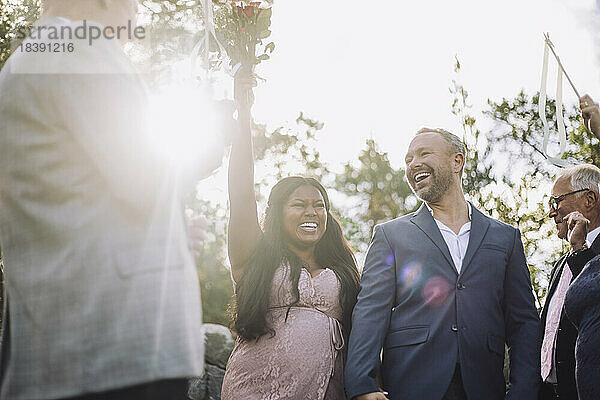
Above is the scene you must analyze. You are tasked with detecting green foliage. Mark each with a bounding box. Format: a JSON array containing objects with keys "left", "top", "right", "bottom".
[
  {"left": 336, "top": 139, "right": 417, "bottom": 246},
  {"left": 450, "top": 57, "right": 492, "bottom": 195},
  {"left": 452, "top": 63, "right": 557, "bottom": 305},
  {"left": 0, "top": 0, "right": 41, "bottom": 70},
  {"left": 484, "top": 91, "right": 588, "bottom": 178},
  {"left": 450, "top": 57, "right": 589, "bottom": 307},
  {"left": 251, "top": 112, "right": 329, "bottom": 189},
  {"left": 131, "top": 1, "right": 207, "bottom": 80},
  {"left": 185, "top": 199, "right": 233, "bottom": 325}
]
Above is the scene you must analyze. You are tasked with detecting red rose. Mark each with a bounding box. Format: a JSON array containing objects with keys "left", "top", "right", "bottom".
[{"left": 243, "top": 5, "right": 255, "bottom": 17}]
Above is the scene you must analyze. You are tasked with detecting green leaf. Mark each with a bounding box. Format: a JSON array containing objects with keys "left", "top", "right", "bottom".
[
  {"left": 256, "top": 8, "right": 272, "bottom": 30},
  {"left": 259, "top": 29, "right": 271, "bottom": 39},
  {"left": 257, "top": 54, "right": 270, "bottom": 61},
  {"left": 259, "top": 8, "right": 272, "bottom": 20},
  {"left": 264, "top": 42, "right": 275, "bottom": 53}
]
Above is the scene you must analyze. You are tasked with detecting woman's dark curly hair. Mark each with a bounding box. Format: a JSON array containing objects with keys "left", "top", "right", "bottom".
[{"left": 231, "top": 176, "right": 360, "bottom": 342}]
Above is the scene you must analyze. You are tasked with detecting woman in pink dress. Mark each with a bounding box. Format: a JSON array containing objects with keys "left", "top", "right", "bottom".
[{"left": 221, "top": 73, "right": 360, "bottom": 399}]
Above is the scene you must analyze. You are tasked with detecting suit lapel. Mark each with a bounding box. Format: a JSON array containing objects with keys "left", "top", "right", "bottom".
[
  {"left": 459, "top": 203, "right": 490, "bottom": 276},
  {"left": 540, "top": 256, "right": 567, "bottom": 322},
  {"left": 551, "top": 233, "right": 600, "bottom": 290},
  {"left": 547, "top": 256, "right": 567, "bottom": 300},
  {"left": 410, "top": 204, "right": 456, "bottom": 274},
  {"left": 541, "top": 233, "right": 600, "bottom": 314}
]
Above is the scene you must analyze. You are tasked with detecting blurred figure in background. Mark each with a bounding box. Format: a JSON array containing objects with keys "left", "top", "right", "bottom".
[{"left": 0, "top": 0, "right": 227, "bottom": 399}]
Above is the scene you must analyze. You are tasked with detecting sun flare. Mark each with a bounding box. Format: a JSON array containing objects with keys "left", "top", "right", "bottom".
[{"left": 148, "top": 84, "right": 222, "bottom": 168}]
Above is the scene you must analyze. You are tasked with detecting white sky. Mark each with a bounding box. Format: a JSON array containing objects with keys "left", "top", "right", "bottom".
[{"left": 249, "top": 0, "right": 600, "bottom": 170}]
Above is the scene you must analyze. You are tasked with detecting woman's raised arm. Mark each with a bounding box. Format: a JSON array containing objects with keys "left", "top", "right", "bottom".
[{"left": 228, "top": 71, "right": 262, "bottom": 282}]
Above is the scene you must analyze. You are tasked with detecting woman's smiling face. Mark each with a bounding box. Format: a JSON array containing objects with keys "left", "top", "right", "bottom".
[{"left": 281, "top": 184, "right": 327, "bottom": 251}]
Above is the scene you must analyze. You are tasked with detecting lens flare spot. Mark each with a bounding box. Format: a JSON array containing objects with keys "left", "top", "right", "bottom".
[
  {"left": 385, "top": 253, "right": 395, "bottom": 265},
  {"left": 400, "top": 262, "right": 422, "bottom": 288},
  {"left": 422, "top": 276, "right": 451, "bottom": 307},
  {"left": 148, "top": 84, "right": 219, "bottom": 168}
]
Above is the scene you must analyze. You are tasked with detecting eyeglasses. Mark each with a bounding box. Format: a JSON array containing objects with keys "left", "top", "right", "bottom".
[{"left": 548, "top": 188, "right": 590, "bottom": 211}]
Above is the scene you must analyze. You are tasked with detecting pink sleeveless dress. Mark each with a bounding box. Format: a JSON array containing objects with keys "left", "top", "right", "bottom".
[{"left": 221, "top": 264, "right": 346, "bottom": 400}]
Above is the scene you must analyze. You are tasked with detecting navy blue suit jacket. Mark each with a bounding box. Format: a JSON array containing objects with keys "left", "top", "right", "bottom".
[{"left": 345, "top": 203, "right": 540, "bottom": 400}]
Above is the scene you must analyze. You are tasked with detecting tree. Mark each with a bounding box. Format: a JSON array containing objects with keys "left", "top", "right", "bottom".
[
  {"left": 450, "top": 57, "right": 493, "bottom": 196},
  {"left": 185, "top": 199, "right": 233, "bottom": 325},
  {"left": 450, "top": 57, "right": 587, "bottom": 307},
  {"left": 0, "top": 0, "right": 41, "bottom": 70},
  {"left": 251, "top": 112, "right": 330, "bottom": 190},
  {"left": 335, "top": 139, "right": 417, "bottom": 252}
]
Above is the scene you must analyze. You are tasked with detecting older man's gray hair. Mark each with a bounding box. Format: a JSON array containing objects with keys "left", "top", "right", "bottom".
[{"left": 562, "top": 164, "right": 600, "bottom": 194}]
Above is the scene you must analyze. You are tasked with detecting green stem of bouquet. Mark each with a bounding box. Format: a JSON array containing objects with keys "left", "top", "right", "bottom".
[{"left": 242, "top": 38, "right": 257, "bottom": 108}]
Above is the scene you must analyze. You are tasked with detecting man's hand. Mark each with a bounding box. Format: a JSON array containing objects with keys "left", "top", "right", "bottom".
[
  {"left": 564, "top": 211, "right": 590, "bottom": 251},
  {"left": 580, "top": 94, "right": 600, "bottom": 140},
  {"left": 355, "top": 392, "right": 389, "bottom": 400}
]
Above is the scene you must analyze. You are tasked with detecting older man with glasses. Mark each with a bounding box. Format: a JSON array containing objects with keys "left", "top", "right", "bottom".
[{"left": 540, "top": 163, "right": 600, "bottom": 400}]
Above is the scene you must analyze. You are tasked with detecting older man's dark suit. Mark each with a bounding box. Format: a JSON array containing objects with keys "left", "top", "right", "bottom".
[
  {"left": 539, "top": 236, "right": 600, "bottom": 400},
  {"left": 345, "top": 203, "right": 540, "bottom": 400}
]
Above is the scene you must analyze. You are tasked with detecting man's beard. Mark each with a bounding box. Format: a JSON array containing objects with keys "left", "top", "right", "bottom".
[{"left": 412, "top": 167, "right": 453, "bottom": 203}]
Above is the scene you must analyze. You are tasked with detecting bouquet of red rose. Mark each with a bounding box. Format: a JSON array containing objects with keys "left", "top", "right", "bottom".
[
  {"left": 215, "top": 1, "right": 274, "bottom": 73},
  {"left": 191, "top": 0, "right": 273, "bottom": 106}
]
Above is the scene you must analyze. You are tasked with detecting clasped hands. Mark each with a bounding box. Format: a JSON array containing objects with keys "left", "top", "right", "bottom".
[
  {"left": 564, "top": 211, "right": 590, "bottom": 251},
  {"left": 355, "top": 391, "right": 389, "bottom": 400}
]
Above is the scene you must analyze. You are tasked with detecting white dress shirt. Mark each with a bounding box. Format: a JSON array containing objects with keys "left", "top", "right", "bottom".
[
  {"left": 426, "top": 202, "right": 472, "bottom": 274},
  {"left": 585, "top": 226, "right": 600, "bottom": 248}
]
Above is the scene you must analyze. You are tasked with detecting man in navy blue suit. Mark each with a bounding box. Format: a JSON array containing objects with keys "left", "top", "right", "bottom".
[{"left": 345, "top": 128, "right": 540, "bottom": 400}]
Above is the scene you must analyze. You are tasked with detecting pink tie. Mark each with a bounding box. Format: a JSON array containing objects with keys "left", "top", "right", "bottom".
[{"left": 541, "top": 264, "right": 573, "bottom": 380}]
